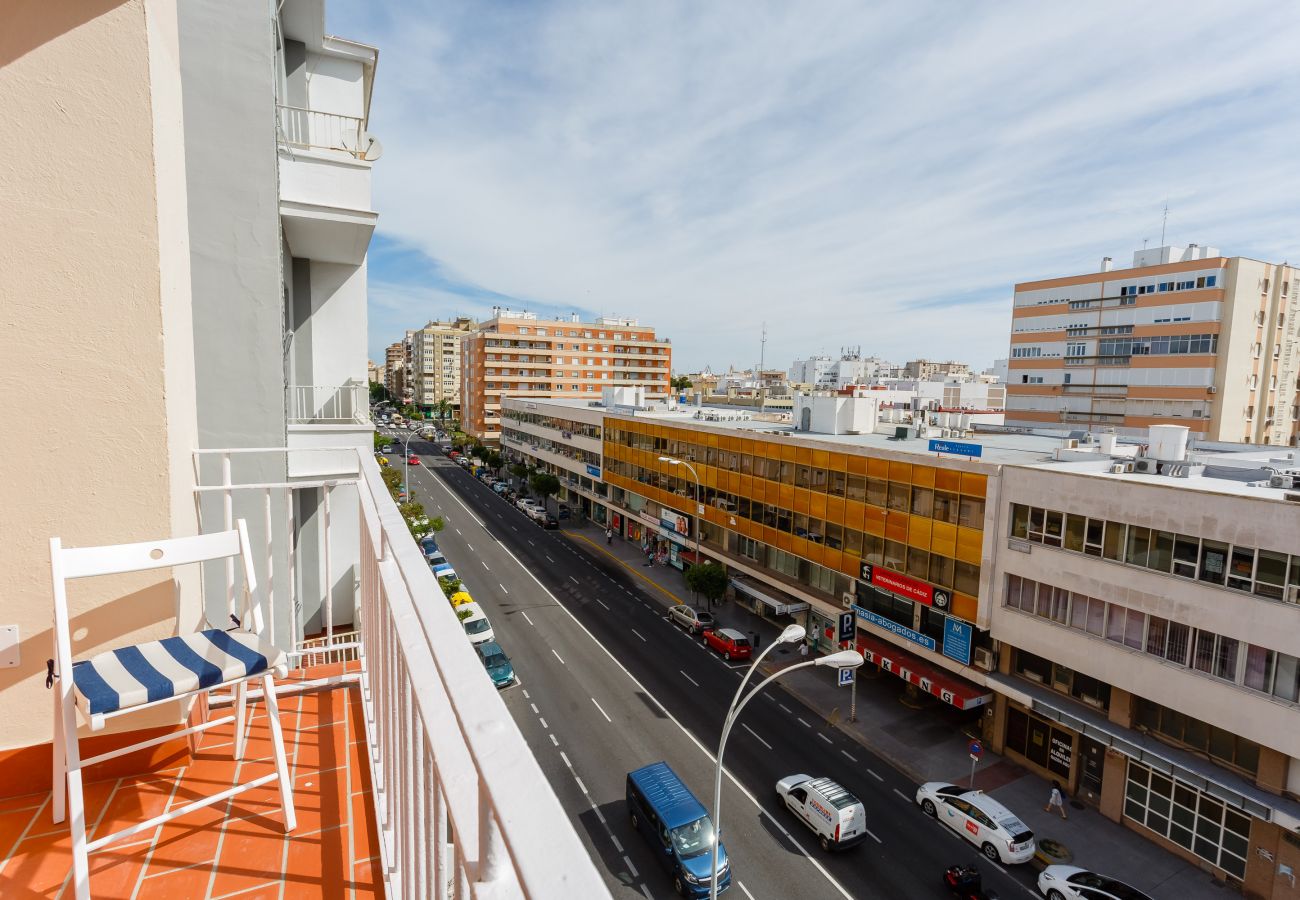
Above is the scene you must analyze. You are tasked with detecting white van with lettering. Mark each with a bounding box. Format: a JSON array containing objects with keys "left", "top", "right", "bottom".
[{"left": 775, "top": 775, "right": 868, "bottom": 851}]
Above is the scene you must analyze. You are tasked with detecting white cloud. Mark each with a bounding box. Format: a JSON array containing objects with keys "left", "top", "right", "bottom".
[{"left": 333, "top": 0, "right": 1300, "bottom": 371}]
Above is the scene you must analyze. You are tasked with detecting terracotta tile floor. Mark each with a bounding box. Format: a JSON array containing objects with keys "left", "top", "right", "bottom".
[{"left": 0, "top": 666, "right": 383, "bottom": 899}]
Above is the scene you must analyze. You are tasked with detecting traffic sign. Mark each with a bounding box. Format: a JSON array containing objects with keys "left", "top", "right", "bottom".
[
  {"left": 838, "top": 667, "right": 855, "bottom": 687},
  {"left": 968, "top": 740, "right": 983, "bottom": 760},
  {"left": 837, "top": 611, "right": 855, "bottom": 643}
]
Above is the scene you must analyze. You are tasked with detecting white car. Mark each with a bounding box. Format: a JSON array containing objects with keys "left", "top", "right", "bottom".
[
  {"left": 915, "top": 782, "right": 1035, "bottom": 864},
  {"left": 457, "top": 602, "right": 495, "bottom": 646},
  {"left": 775, "top": 775, "right": 867, "bottom": 851},
  {"left": 1037, "top": 866, "right": 1153, "bottom": 900},
  {"left": 516, "top": 498, "right": 542, "bottom": 513}
]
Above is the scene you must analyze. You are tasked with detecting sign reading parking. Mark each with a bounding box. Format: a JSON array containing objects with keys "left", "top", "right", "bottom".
[
  {"left": 837, "top": 611, "right": 855, "bottom": 643},
  {"left": 838, "top": 667, "right": 855, "bottom": 687}
]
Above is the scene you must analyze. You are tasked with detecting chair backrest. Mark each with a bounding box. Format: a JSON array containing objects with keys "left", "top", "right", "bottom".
[{"left": 50, "top": 522, "right": 262, "bottom": 680}]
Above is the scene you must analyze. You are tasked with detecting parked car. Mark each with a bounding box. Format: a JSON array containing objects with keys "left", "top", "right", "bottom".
[
  {"left": 557, "top": 504, "right": 571, "bottom": 520},
  {"left": 380, "top": 445, "right": 393, "bottom": 453},
  {"left": 376, "top": 456, "right": 389, "bottom": 467},
  {"left": 426, "top": 550, "right": 447, "bottom": 568},
  {"left": 668, "top": 605, "right": 715, "bottom": 634},
  {"left": 702, "top": 627, "right": 752, "bottom": 661},
  {"left": 517, "top": 498, "right": 542, "bottom": 513},
  {"left": 432, "top": 563, "right": 458, "bottom": 582},
  {"left": 1037, "top": 866, "right": 1153, "bottom": 900},
  {"left": 475, "top": 641, "right": 515, "bottom": 689},
  {"left": 420, "top": 535, "right": 439, "bottom": 556},
  {"left": 542, "top": 515, "right": 559, "bottom": 530},
  {"left": 915, "top": 783, "right": 1036, "bottom": 864},
  {"left": 775, "top": 775, "right": 868, "bottom": 851},
  {"left": 458, "top": 602, "right": 495, "bottom": 646},
  {"left": 407, "top": 455, "right": 419, "bottom": 465},
  {"left": 492, "top": 482, "right": 510, "bottom": 495}
]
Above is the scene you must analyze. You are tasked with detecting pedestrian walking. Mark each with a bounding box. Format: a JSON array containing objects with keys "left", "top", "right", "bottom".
[
  {"left": 1044, "top": 780, "right": 1068, "bottom": 819},
  {"left": 606, "top": 527, "right": 613, "bottom": 545},
  {"left": 800, "top": 641, "right": 809, "bottom": 659}
]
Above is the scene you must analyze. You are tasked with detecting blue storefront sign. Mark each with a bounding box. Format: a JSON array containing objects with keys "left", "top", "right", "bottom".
[
  {"left": 941, "top": 617, "right": 974, "bottom": 665},
  {"left": 927, "top": 438, "right": 983, "bottom": 458},
  {"left": 851, "top": 605, "right": 936, "bottom": 652},
  {"left": 586, "top": 464, "right": 601, "bottom": 478}
]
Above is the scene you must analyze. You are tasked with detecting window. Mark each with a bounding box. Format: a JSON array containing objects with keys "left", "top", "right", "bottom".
[{"left": 1124, "top": 761, "right": 1247, "bottom": 878}]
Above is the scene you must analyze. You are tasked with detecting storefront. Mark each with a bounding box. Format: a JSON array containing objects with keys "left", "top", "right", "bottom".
[
  {"left": 855, "top": 633, "right": 992, "bottom": 710},
  {"left": 855, "top": 565, "right": 981, "bottom": 666},
  {"left": 728, "top": 575, "right": 809, "bottom": 623}
]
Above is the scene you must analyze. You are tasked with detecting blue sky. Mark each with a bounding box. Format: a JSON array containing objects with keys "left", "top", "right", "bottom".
[{"left": 332, "top": 1, "right": 1300, "bottom": 373}]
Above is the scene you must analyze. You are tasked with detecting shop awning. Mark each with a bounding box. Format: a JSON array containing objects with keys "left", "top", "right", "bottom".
[
  {"left": 856, "top": 634, "right": 992, "bottom": 711},
  {"left": 728, "top": 577, "right": 810, "bottom": 616}
]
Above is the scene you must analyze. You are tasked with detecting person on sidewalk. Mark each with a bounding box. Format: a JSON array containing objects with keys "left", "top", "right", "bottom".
[
  {"left": 800, "top": 641, "right": 809, "bottom": 659},
  {"left": 1044, "top": 780, "right": 1068, "bottom": 820},
  {"left": 606, "top": 527, "right": 613, "bottom": 545}
]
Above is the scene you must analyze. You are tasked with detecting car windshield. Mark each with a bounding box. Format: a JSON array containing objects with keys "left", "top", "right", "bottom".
[
  {"left": 669, "top": 816, "right": 716, "bottom": 858},
  {"left": 697, "top": 612, "right": 714, "bottom": 624},
  {"left": 464, "top": 619, "right": 491, "bottom": 634},
  {"left": 482, "top": 651, "right": 508, "bottom": 669}
]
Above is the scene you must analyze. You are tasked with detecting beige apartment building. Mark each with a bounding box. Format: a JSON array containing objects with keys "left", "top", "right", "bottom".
[
  {"left": 384, "top": 339, "right": 407, "bottom": 401},
  {"left": 904, "top": 359, "right": 972, "bottom": 380},
  {"left": 411, "top": 317, "right": 474, "bottom": 417},
  {"left": 460, "top": 308, "right": 671, "bottom": 443},
  {"left": 1006, "top": 244, "right": 1300, "bottom": 444}
]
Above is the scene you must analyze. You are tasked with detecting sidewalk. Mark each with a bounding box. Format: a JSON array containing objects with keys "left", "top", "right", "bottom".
[{"left": 562, "top": 522, "right": 1230, "bottom": 899}]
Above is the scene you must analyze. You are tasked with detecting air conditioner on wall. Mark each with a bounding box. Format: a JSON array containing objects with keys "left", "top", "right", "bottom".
[
  {"left": 973, "top": 647, "right": 995, "bottom": 671},
  {"left": 841, "top": 592, "right": 855, "bottom": 610}
]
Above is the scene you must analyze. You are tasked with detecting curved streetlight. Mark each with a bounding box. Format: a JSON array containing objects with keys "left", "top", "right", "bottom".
[
  {"left": 709, "top": 629, "right": 863, "bottom": 900},
  {"left": 657, "top": 455, "right": 703, "bottom": 576}
]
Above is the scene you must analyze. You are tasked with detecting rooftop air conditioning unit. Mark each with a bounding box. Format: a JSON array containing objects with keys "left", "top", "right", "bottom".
[
  {"left": 1269, "top": 474, "right": 1300, "bottom": 490},
  {"left": 1133, "top": 458, "right": 1158, "bottom": 474},
  {"left": 973, "top": 647, "right": 995, "bottom": 671},
  {"left": 1109, "top": 463, "right": 1127, "bottom": 474},
  {"left": 841, "top": 592, "right": 855, "bottom": 610},
  {"left": 1207, "top": 386, "right": 1218, "bottom": 394}
]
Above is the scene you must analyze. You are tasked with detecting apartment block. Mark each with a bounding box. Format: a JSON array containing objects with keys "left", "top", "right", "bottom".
[
  {"left": 385, "top": 339, "right": 407, "bottom": 400},
  {"left": 1006, "top": 244, "right": 1300, "bottom": 444},
  {"left": 411, "top": 317, "right": 474, "bottom": 417},
  {"left": 904, "top": 359, "right": 972, "bottom": 380},
  {"left": 461, "top": 309, "right": 671, "bottom": 443}
]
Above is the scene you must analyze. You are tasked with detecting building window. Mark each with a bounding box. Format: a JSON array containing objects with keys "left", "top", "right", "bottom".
[{"left": 1123, "top": 761, "right": 1248, "bottom": 879}]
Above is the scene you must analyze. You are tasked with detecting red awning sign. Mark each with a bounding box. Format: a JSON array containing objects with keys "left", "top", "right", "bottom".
[
  {"left": 856, "top": 634, "right": 991, "bottom": 711},
  {"left": 859, "top": 562, "right": 950, "bottom": 611}
]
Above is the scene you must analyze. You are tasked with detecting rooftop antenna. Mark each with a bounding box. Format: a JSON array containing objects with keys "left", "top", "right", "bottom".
[
  {"left": 758, "top": 322, "right": 767, "bottom": 411},
  {"left": 1160, "top": 200, "right": 1169, "bottom": 248}
]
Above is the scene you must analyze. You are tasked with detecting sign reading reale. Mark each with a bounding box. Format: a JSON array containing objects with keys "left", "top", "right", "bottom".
[{"left": 927, "top": 438, "right": 983, "bottom": 458}]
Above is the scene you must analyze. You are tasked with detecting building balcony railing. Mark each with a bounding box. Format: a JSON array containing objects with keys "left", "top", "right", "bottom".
[
  {"left": 276, "top": 105, "right": 374, "bottom": 159},
  {"left": 288, "top": 383, "right": 370, "bottom": 425}
]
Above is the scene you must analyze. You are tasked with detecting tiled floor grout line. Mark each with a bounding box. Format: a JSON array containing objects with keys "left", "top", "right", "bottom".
[
  {"left": 55, "top": 775, "right": 129, "bottom": 899},
  {"left": 128, "top": 764, "right": 191, "bottom": 899},
  {"left": 0, "top": 797, "right": 48, "bottom": 876},
  {"left": 272, "top": 683, "right": 308, "bottom": 900}
]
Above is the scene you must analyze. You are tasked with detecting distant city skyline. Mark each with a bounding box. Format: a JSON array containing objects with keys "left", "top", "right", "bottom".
[{"left": 338, "top": 0, "right": 1299, "bottom": 374}]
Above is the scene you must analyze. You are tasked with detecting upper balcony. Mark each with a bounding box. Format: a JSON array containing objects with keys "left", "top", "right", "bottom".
[{"left": 4, "top": 447, "right": 607, "bottom": 898}]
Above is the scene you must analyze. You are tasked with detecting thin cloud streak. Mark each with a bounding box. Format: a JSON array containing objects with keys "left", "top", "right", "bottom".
[{"left": 330, "top": 0, "right": 1300, "bottom": 370}]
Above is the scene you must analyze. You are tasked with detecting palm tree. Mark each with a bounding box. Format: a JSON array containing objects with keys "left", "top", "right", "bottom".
[{"left": 435, "top": 398, "right": 452, "bottom": 422}]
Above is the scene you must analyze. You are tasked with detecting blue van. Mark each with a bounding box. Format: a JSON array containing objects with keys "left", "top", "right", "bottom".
[{"left": 626, "top": 762, "right": 730, "bottom": 897}]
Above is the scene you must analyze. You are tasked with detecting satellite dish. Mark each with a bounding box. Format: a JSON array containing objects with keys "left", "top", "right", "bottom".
[{"left": 361, "top": 133, "right": 384, "bottom": 161}]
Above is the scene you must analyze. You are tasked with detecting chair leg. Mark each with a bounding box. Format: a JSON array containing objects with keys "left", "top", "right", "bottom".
[
  {"left": 61, "top": 690, "right": 90, "bottom": 900},
  {"left": 261, "top": 674, "right": 296, "bottom": 832},
  {"left": 52, "top": 685, "right": 66, "bottom": 825},
  {"left": 233, "top": 680, "right": 248, "bottom": 761}
]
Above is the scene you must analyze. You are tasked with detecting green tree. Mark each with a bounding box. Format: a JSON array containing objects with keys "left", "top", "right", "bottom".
[
  {"left": 380, "top": 467, "right": 402, "bottom": 493},
  {"left": 671, "top": 375, "right": 693, "bottom": 392},
  {"left": 684, "top": 562, "right": 728, "bottom": 609},
  {"left": 451, "top": 431, "right": 472, "bottom": 450},
  {"left": 439, "top": 575, "right": 462, "bottom": 599},
  {"left": 435, "top": 398, "right": 453, "bottom": 421},
  {"left": 485, "top": 450, "right": 504, "bottom": 474},
  {"left": 428, "top": 515, "right": 445, "bottom": 534},
  {"left": 373, "top": 433, "right": 388, "bottom": 451},
  {"left": 509, "top": 462, "right": 529, "bottom": 480},
  {"left": 529, "top": 472, "right": 561, "bottom": 510},
  {"left": 369, "top": 382, "right": 390, "bottom": 403}
]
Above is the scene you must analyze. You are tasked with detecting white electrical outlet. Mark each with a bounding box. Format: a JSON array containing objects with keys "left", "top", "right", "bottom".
[{"left": 0, "top": 625, "right": 17, "bottom": 668}]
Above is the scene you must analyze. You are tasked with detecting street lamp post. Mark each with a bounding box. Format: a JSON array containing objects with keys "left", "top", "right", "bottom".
[
  {"left": 657, "top": 455, "right": 703, "bottom": 578},
  {"left": 394, "top": 422, "right": 432, "bottom": 507},
  {"left": 708, "top": 626, "right": 863, "bottom": 900}
]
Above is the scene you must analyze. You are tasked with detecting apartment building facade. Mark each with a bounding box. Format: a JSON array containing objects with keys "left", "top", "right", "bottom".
[
  {"left": 461, "top": 309, "right": 671, "bottom": 443},
  {"left": 411, "top": 317, "right": 475, "bottom": 416},
  {"left": 904, "top": 359, "right": 973, "bottom": 380},
  {"left": 1006, "top": 244, "right": 1300, "bottom": 444},
  {"left": 385, "top": 339, "right": 407, "bottom": 401}
]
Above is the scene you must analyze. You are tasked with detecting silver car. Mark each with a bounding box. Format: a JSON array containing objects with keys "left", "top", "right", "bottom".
[
  {"left": 668, "top": 605, "right": 715, "bottom": 634},
  {"left": 1038, "top": 866, "right": 1152, "bottom": 900}
]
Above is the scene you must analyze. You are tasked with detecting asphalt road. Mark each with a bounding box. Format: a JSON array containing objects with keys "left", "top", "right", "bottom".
[{"left": 386, "top": 432, "right": 1043, "bottom": 900}]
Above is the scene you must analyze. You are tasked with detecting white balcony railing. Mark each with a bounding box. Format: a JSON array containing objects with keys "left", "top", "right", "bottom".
[
  {"left": 277, "top": 104, "right": 371, "bottom": 159},
  {"left": 192, "top": 447, "right": 608, "bottom": 898},
  {"left": 289, "top": 383, "right": 370, "bottom": 425}
]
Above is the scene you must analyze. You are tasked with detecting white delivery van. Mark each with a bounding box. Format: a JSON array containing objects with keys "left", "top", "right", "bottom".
[
  {"left": 775, "top": 775, "right": 868, "bottom": 851},
  {"left": 458, "top": 602, "right": 495, "bottom": 646}
]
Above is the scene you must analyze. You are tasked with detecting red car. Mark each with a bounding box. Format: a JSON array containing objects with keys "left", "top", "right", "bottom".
[
  {"left": 701, "top": 627, "right": 752, "bottom": 661},
  {"left": 407, "top": 455, "right": 420, "bottom": 465}
]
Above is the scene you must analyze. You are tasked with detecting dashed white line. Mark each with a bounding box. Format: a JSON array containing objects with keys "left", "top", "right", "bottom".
[
  {"left": 863, "top": 827, "right": 883, "bottom": 845},
  {"left": 591, "top": 697, "right": 612, "bottom": 723},
  {"left": 680, "top": 670, "right": 699, "bottom": 687},
  {"left": 454, "top": 527, "right": 462, "bottom": 535},
  {"left": 867, "top": 768, "right": 882, "bottom": 781},
  {"left": 990, "top": 859, "right": 1008, "bottom": 874},
  {"left": 529, "top": 703, "right": 539, "bottom": 714},
  {"left": 538, "top": 717, "right": 548, "bottom": 729},
  {"left": 817, "top": 733, "right": 833, "bottom": 745},
  {"left": 466, "top": 543, "right": 475, "bottom": 552},
  {"left": 639, "top": 886, "right": 653, "bottom": 900},
  {"left": 622, "top": 855, "right": 639, "bottom": 879},
  {"left": 595, "top": 598, "right": 609, "bottom": 610},
  {"left": 521, "top": 689, "right": 530, "bottom": 699},
  {"left": 892, "top": 788, "right": 911, "bottom": 802},
  {"left": 521, "top": 611, "right": 535, "bottom": 626},
  {"left": 549, "top": 734, "right": 558, "bottom": 746},
  {"left": 593, "top": 806, "right": 607, "bottom": 826},
  {"left": 481, "top": 561, "right": 490, "bottom": 570},
  {"left": 569, "top": 575, "right": 579, "bottom": 583},
  {"left": 631, "top": 628, "right": 646, "bottom": 642},
  {"left": 741, "top": 723, "right": 772, "bottom": 750},
  {"left": 560, "top": 751, "right": 573, "bottom": 769},
  {"left": 547, "top": 555, "right": 556, "bottom": 563},
  {"left": 528, "top": 540, "right": 535, "bottom": 546},
  {"left": 796, "top": 717, "right": 811, "bottom": 728},
  {"left": 574, "top": 776, "right": 588, "bottom": 795},
  {"left": 552, "top": 648, "right": 565, "bottom": 665},
  {"left": 737, "top": 881, "right": 757, "bottom": 900},
  {"left": 609, "top": 833, "right": 622, "bottom": 853},
  {"left": 499, "top": 584, "right": 509, "bottom": 594},
  {"left": 840, "top": 750, "right": 858, "bottom": 763},
  {"left": 779, "top": 703, "right": 792, "bottom": 713}
]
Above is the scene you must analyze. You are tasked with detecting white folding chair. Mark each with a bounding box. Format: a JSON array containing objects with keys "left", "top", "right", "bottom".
[{"left": 48, "top": 520, "right": 295, "bottom": 900}]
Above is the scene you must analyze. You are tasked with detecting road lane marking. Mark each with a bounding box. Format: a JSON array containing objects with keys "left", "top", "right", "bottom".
[
  {"left": 817, "top": 733, "right": 833, "bottom": 745},
  {"left": 538, "top": 717, "right": 548, "bottom": 729},
  {"left": 741, "top": 723, "right": 771, "bottom": 750},
  {"left": 639, "top": 886, "right": 653, "bottom": 900},
  {"left": 521, "top": 689, "right": 529, "bottom": 699},
  {"left": 466, "top": 543, "right": 475, "bottom": 552},
  {"left": 499, "top": 584, "right": 509, "bottom": 594},
  {"left": 779, "top": 703, "right": 792, "bottom": 713},
  {"left": 569, "top": 575, "right": 579, "bottom": 583},
  {"left": 867, "top": 768, "right": 882, "bottom": 781},
  {"left": 528, "top": 540, "right": 535, "bottom": 546},
  {"left": 593, "top": 806, "right": 607, "bottom": 826},
  {"left": 551, "top": 648, "right": 565, "bottom": 664},
  {"left": 892, "top": 788, "right": 911, "bottom": 802},
  {"left": 560, "top": 751, "right": 572, "bottom": 769},
  {"left": 864, "top": 827, "right": 883, "bottom": 845},
  {"left": 841, "top": 750, "right": 858, "bottom": 763},
  {"left": 631, "top": 628, "right": 646, "bottom": 642},
  {"left": 549, "top": 734, "right": 558, "bottom": 746},
  {"left": 595, "top": 598, "right": 609, "bottom": 610},
  {"left": 737, "top": 881, "right": 757, "bottom": 900},
  {"left": 521, "top": 611, "right": 534, "bottom": 626},
  {"left": 622, "top": 856, "right": 639, "bottom": 879},
  {"left": 481, "top": 561, "right": 490, "bottom": 570},
  {"left": 454, "top": 527, "right": 462, "bottom": 535},
  {"left": 529, "top": 703, "right": 538, "bottom": 714},
  {"left": 680, "top": 670, "right": 699, "bottom": 687},
  {"left": 591, "top": 697, "right": 612, "bottom": 723},
  {"left": 796, "top": 717, "right": 811, "bottom": 728},
  {"left": 574, "top": 776, "right": 588, "bottom": 795},
  {"left": 547, "top": 555, "right": 556, "bottom": 563}
]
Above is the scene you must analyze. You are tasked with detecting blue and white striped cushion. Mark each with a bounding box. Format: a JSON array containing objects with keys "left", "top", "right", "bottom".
[{"left": 71, "top": 630, "right": 287, "bottom": 715}]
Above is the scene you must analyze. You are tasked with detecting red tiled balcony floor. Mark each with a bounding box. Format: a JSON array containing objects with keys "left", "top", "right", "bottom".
[{"left": 0, "top": 665, "right": 382, "bottom": 899}]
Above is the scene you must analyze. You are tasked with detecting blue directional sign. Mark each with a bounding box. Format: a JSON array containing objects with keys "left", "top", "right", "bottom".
[
  {"left": 838, "top": 667, "right": 855, "bottom": 687},
  {"left": 586, "top": 464, "right": 601, "bottom": 477},
  {"left": 927, "top": 438, "right": 983, "bottom": 458}
]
